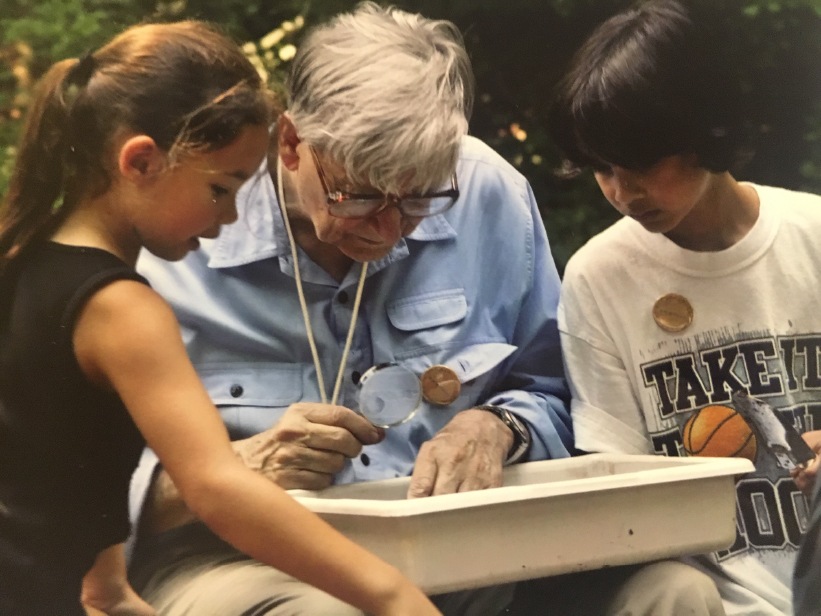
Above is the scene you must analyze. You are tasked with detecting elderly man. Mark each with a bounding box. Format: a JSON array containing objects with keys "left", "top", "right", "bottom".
[{"left": 128, "top": 3, "right": 571, "bottom": 614}]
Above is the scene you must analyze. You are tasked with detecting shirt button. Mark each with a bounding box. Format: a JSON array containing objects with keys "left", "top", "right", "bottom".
[
  {"left": 360, "top": 453, "right": 370, "bottom": 466},
  {"left": 351, "top": 370, "right": 361, "bottom": 384},
  {"left": 338, "top": 291, "right": 349, "bottom": 304},
  {"left": 229, "top": 384, "right": 244, "bottom": 398}
]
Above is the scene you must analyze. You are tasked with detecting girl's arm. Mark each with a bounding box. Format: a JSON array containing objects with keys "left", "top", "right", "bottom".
[{"left": 73, "top": 280, "right": 440, "bottom": 616}]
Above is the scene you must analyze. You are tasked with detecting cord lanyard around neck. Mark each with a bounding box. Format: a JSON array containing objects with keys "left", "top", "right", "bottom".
[{"left": 276, "top": 155, "right": 368, "bottom": 405}]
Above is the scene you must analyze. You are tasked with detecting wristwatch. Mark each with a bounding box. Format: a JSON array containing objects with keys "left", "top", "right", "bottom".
[{"left": 475, "top": 404, "right": 532, "bottom": 465}]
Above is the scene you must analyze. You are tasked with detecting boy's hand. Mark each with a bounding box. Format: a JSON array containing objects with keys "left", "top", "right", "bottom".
[{"left": 790, "top": 430, "right": 821, "bottom": 497}]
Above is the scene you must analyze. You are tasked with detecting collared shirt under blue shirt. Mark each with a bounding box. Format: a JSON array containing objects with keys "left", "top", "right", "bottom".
[{"left": 130, "top": 135, "right": 572, "bottom": 529}]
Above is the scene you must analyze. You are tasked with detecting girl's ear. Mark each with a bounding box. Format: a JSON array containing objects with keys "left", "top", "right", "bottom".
[
  {"left": 118, "top": 135, "right": 166, "bottom": 181},
  {"left": 276, "top": 114, "right": 302, "bottom": 171}
]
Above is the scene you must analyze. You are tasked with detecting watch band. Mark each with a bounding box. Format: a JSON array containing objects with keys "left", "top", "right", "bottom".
[{"left": 475, "top": 404, "right": 532, "bottom": 464}]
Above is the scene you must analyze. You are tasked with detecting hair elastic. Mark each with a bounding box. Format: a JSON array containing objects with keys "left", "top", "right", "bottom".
[{"left": 68, "top": 51, "right": 97, "bottom": 86}]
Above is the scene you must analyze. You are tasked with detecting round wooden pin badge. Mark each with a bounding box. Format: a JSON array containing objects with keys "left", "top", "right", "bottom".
[
  {"left": 420, "top": 365, "right": 461, "bottom": 406},
  {"left": 652, "top": 293, "right": 693, "bottom": 333}
]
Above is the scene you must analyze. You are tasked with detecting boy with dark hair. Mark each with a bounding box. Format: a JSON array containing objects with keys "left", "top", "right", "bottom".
[{"left": 550, "top": 0, "right": 821, "bottom": 613}]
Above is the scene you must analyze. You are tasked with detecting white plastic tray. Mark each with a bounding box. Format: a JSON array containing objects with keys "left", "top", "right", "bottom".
[{"left": 290, "top": 453, "right": 753, "bottom": 594}]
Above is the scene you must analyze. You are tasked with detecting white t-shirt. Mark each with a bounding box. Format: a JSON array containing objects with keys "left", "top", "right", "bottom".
[{"left": 559, "top": 184, "right": 821, "bottom": 615}]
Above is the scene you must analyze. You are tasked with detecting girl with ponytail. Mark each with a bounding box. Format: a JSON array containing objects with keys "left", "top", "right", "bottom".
[{"left": 0, "top": 20, "right": 439, "bottom": 616}]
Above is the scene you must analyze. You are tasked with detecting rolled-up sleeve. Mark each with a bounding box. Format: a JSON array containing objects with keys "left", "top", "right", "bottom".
[{"left": 483, "top": 182, "right": 572, "bottom": 460}]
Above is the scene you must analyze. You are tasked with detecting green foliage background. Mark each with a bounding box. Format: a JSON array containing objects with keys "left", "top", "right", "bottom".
[{"left": 2, "top": 0, "right": 820, "bottom": 271}]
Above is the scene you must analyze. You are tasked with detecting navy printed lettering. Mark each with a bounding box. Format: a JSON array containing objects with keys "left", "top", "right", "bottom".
[
  {"left": 740, "top": 340, "right": 782, "bottom": 395},
  {"left": 702, "top": 346, "right": 745, "bottom": 403},
  {"left": 651, "top": 428, "right": 684, "bottom": 457},
  {"left": 643, "top": 361, "right": 676, "bottom": 417},
  {"left": 795, "top": 337, "right": 821, "bottom": 388},
  {"left": 674, "top": 356, "right": 710, "bottom": 410}
]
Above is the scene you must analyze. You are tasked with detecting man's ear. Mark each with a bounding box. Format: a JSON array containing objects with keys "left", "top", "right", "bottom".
[
  {"left": 277, "top": 114, "right": 302, "bottom": 171},
  {"left": 118, "top": 135, "right": 166, "bottom": 181}
]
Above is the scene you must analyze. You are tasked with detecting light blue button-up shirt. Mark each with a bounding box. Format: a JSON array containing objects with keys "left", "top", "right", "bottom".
[{"left": 130, "top": 135, "right": 572, "bottom": 529}]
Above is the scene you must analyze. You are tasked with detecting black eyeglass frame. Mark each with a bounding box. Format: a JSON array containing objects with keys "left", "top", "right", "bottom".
[{"left": 309, "top": 146, "right": 459, "bottom": 219}]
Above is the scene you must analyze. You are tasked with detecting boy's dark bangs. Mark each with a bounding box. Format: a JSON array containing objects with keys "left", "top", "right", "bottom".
[{"left": 570, "top": 94, "right": 685, "bottom": 171}]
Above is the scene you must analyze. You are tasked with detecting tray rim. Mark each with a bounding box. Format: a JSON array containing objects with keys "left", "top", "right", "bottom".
[{"left": 289, "top": 453, "right": 753, "bottom": 518}]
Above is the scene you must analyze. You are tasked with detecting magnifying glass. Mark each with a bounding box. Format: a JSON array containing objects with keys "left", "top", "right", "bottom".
[{"left": 357, "top": 363, "right": 422, "bottom": 428}]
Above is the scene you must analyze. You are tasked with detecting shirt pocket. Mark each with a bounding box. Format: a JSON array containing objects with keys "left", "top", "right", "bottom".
[
  {"left": 387, "top": 288, "right": 467, "bottom": 330},
  {"left": 198, "top": 362, "right": 303, "bottom": 407},
  {"left": 198, "top": 363, "right": 305, "bottom": 437},
  {"left": 387, "top": 289, "right": 468, "bottom": 357}
]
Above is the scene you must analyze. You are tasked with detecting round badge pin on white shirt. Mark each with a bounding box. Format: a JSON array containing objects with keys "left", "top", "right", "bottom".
[{"left": 652, "top": 293, "right": 694, "bottom": 333}]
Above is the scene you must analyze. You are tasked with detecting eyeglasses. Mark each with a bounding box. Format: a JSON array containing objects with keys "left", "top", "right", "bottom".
[{"left": 309, "top": 146, "right": 459, "bottom": 219}]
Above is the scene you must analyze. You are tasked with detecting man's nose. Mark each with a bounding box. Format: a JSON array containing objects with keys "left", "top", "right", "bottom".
[{"left": 369, "top": 203, "right": 404, "bottom": 243}]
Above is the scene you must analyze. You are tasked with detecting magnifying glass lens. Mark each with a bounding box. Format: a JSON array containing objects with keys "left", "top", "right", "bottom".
[{"left": 357, "top": 363, "right": 421, "bottom": 428}]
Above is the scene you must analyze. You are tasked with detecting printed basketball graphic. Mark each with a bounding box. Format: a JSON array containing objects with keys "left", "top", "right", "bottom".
[{"left": 683, "top": 405, "right": 757, "bottom": 461}]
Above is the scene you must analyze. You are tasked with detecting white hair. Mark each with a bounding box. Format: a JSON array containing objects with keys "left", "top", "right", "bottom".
[{"left": 286, "top": 2, "right": 474, "bottom": 193}]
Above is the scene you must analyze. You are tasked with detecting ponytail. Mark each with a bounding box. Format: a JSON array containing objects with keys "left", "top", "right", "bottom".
[{"left": 0, "top": 57, "right": 87, "bottom": 272}]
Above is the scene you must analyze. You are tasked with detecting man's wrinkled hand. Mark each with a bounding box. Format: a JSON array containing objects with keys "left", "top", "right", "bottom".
[
  {"left": 791, "top": 429, "right": 821, "bottom": 497},
  {"left": 407, "top": 408, "right": 513, "bottom": 498},
  {"left": 235, "top": 402, "right": 384, "bottom": 491}
]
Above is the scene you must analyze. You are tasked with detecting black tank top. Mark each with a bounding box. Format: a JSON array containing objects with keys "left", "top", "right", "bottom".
[{"left": 0, "top": 242, "right": 148, "bottom": 612}]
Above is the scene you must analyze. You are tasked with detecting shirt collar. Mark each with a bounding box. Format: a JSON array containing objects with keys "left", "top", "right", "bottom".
[{"left": 207, "top": 162, "right": 457, "bottom": 269}]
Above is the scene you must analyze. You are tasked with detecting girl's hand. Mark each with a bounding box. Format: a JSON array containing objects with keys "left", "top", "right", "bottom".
[
  {"left": 82, "top": 580, "right": 156, "bottom": 616},
  {"left": 81, "top": 543, "right": 156, "bottom": 616},
  {"left": 82, "top": 592, "right": 155, "bottom": 616},
  {"left": 373, "top": 579, "right": 442, "bottom": 616}
]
